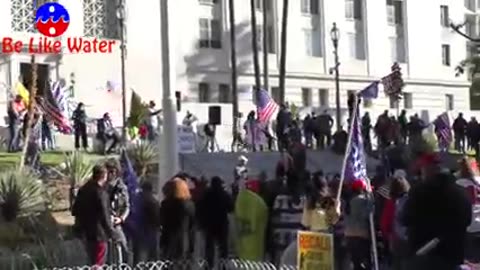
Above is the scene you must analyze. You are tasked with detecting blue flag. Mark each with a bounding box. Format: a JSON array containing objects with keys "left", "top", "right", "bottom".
[
  {"left": 120, "top": 149, "right": 142, "bottom": 237},
  {"left": 359, "top": 81, "right": 379, "bottom": 99},
  {"left": 344, "top": 102, "right": 368, "bottom": 184}
]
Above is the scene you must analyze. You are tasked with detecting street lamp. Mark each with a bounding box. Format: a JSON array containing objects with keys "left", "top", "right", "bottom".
[
  {"left": 116, "top": 1, "right": 127, "bottom": 145},
  {"left": 330, "top": 22, "right": 341, "bottom": 131}
]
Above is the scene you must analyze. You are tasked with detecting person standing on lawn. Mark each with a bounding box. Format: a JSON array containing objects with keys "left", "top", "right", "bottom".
[
  {"left": 72, "top": 102, "right": 88, "bottom": 151},
  {"left": 72, "top": 165, "right": 118, "bottom": 266}
]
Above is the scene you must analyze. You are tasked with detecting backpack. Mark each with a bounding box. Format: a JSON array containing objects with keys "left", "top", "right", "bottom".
[{"left": 393, "top": 194, "right": 408, "bottom": 241}]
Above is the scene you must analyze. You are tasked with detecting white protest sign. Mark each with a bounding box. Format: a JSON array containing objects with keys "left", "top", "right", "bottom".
[{"left": 177, "top": 125, "right": 196, "bottom": 153}]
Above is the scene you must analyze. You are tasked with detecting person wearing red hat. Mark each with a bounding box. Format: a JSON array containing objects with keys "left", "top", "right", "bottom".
[{"left": 344, "top": 179, "right": 372, "bottom": 270}]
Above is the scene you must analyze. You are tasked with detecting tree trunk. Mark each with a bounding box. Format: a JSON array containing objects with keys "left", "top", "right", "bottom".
[
  {"left": 19, "top": 55, "right": 38, "bottom": 170},
  {"left": 279, "top": 0, "right": 289, "bottom": 104},
  {"left": 229, "top": 0, "right": 239, "bottom": 145},
  {"left": 262, "top": 0, "right": 269, "bottom": 91},
  {"left": 250, "top": 0, "right": 261, "bottom": 100}
]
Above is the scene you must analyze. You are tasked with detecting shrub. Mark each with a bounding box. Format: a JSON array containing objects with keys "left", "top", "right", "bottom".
[{"left": 0, "top": 168, "right": 44, "bottom": 222}]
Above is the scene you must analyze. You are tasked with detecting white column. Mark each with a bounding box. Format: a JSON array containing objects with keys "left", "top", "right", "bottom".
[{"left": 158, "top": 0, "right": 179, "bottom": 195}]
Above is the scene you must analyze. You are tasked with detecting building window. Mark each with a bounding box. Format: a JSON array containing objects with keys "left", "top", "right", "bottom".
[
  {"left": 445, "top": 94, "right": 454, "bottom": 110},
  {"left": 11, "top": 0, "right": 35, "bottom": 33},
  {"left": 199, "top": 18, "right": 222, "bottom": 49},
  {"left": 218, "top": 84, "right": 231, "bottom": 103},
  {"left": 346, "top": 0, "right": 362, "bottom": 20},
  {"left": 301, "top": 0, "right": 319, "bottom": 15},
  {"left": 440, "top": 5, "right": 449, "bottom": 27},
  {"left": 267, "top": 25, "right": 276, "bottom": 53},
  {"left": 83, "top": 0, "right": 120, "bottom": 39},
  {"left": 199, "top": 83, "right": 210, "bottom": 103},
  {"left": 199, "top": 0, "right": 217, "bottom": 5},
  {"left": 302, "top": 88, "right": 312, "bottom": 107},
  {"left": 345, "top": 0, "right": 354, "bottom": 19},
  {"left": 348, "top": 33, "right": 357, "bottom": 59},
  {"left": 255, "top": 0, "right": 263, "bottom": 11},
  {"left": 442, "top": 44, "right": 450, "bottom": 66},
  {"left": 303, "top": 29, "right": 322, "bottom": 57},
  {"left": 319, "top": 89, "right": 329, "bottom": 107},
  {"left": 386, "top": 4, "right": 395, "bottom": 25},
  {"left": 403, "top": 92, "right": 412, "bottom": 109},
  {"left": 389, "top": 37, "right": 397, "bottom": 63},
  {"left": 271, "top": 87, "right": 281, "bottom": 104},
  {"left": 389, "top": 96, "right": 399, "bottom": 109},
  {"left": 255, "top": 0, "right": 271, "bottom": 11}
]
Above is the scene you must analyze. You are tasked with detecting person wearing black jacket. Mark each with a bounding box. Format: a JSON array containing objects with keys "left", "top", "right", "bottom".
[
  {"left": 402, "top": 155, "right": 472, "bottom": 270},
  {"left": 72, "top": 165, "right": 117, "bottom": 266},
  {"left": 453, "top": 113, "right": 468, "bottom": 153},
  {"left": 72, "top": 103, "right": 88, "bottom": 150},
  {"left": 159, "top": 178, "right": 196, "bottom": 260},
  {"left": 197, "top": 176, "right": 234, "bottom": 266}
]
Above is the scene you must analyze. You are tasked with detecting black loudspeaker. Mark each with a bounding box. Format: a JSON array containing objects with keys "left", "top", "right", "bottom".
[
  {"left": 175, "top": 91, "right": 181, "bottom": 112},
  {"left": 208, "top": 106, "right": 221, "bottom": 125}
]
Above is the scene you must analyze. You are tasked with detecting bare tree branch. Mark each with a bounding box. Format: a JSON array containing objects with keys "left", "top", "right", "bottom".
[{"left": 450, "top": 23, "right": 480, "bottom": 42}]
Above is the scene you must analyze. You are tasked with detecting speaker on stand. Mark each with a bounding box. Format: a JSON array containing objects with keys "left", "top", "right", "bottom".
[
  {"left": 208, "top": 105, "right": 221, "bottom": 125},
  {"left": 205, "top": 106, "right": 221, "bottom": 152}
]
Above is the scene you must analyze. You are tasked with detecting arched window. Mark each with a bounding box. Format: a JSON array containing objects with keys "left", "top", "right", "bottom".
[{"left": 83, "top": 0, "right": 120, "bottom": 39}]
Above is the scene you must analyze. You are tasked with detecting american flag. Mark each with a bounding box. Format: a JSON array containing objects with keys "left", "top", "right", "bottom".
[
  {"left": 344, "top": 99, "right": 368, "bottom": 184},
  {"left": 433, "top": 112, "right": 452, "bottom": 146},
  {"left": 256, "top": 88, "right": 279, "bottom": 123},
  {"left": 36, "top": 82, "right": 72, "bottom": 133},
  {"left": 52, "top": 79, "right": 77, "bottom": 118}
]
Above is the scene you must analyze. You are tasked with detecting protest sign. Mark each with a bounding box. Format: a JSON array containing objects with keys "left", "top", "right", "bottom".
[{"left": 297, "top": 231, "right": 334, "bottom": 270}]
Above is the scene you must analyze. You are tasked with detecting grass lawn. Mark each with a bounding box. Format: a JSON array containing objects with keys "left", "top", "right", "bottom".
[{"left": 0, "top": 151, "right": 106, "bottom": 170}]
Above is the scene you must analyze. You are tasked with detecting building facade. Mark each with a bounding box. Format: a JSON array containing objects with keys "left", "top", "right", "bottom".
[{"left": 0, "top": 0, "right": 476, "bottom": 144}]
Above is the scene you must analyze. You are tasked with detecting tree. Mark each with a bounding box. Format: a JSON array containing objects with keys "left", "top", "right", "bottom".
[
  {"left": 455, "top": 56, "right": 480, "bottom": 110},
  {"left": 279, "top": 0, "right": 289, "bottom": 104},
  {"left": 128, "top": 91, "right": 147, "bottom": 128},
  {"left": 450, "top": 23, "right": 480, "bottom": 109},
  {"left": 250, "top": 0, "right": 261, "bottom": 99}
]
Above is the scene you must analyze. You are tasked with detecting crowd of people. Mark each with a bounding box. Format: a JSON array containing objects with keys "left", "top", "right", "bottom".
[{"left": 70, "top": 134, "right": 480, "bottom": 270}]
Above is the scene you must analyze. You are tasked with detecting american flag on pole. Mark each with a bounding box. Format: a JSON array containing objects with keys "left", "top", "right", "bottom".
[
  {"left": 52, "top": 80, "right": 77, "bottom": 118},
  {"left": 433, "top": 112, "right": 452, "bottom": 146},
  {"left": 344, "top": 101, "right": 368, "bottom": 184},
  {"left": 256, "top": 88, "right": 279, "bottom": 123},
  {"left": 36, "top": 82, "right": 72, "bottom": 133}
]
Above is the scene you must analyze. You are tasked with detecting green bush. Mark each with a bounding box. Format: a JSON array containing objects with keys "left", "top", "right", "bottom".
[{"left": 0, "top": 168, "right": 44, "bottom": 222}]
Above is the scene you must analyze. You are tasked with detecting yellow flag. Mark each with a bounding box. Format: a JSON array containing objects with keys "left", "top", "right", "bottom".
[{"left": 15, "top": 82, "right": 30, "bottom": 105}]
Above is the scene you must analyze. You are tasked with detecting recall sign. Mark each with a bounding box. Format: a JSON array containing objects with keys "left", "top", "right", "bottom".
[{"left": 297, "top": 231, "right": 334, "bottom": 270}]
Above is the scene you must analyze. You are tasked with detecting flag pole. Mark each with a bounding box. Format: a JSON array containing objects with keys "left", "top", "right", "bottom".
[
  {"left": 335, "top": 95, "right": 358, "bottom": 202},
  {"left": 335, "top": 93, "right": 379, "bottom": 270}
]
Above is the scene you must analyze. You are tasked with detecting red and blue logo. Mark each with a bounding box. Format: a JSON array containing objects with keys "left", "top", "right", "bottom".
[{"left": 34, "top": 1, "right": 70, "bottom": 38}]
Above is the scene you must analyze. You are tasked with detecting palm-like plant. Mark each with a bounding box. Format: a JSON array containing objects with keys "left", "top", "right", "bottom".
[
  {"left": 56, "top": 151, "right": 94, "bottom": 209},
  {"left": 127, "top": 141, "right": 158, "bottom": 179},
  {"left": 0, "top": 169, "right": 44, "bottom": 222}
]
